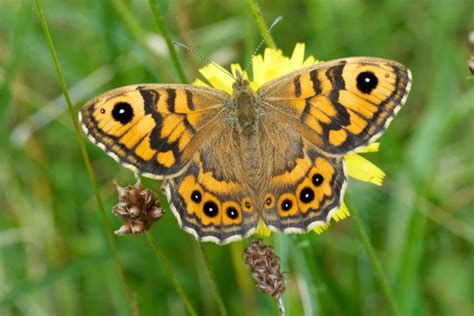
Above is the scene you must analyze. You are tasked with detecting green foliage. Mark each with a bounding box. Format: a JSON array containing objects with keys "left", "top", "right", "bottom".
[{"left": 0, "top": 0, "right": 473, "bottom": 315}]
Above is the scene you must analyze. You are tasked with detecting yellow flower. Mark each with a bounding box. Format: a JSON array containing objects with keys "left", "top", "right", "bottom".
[{"left": 195, "top": 43, "right": 386, "bottom": 236}]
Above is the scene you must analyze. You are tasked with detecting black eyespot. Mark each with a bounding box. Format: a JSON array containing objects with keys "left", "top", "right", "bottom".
[
  {"left": 191, "top": 190, "right": 202, "bottom": 203},
  {"left": 312, "top": 173, "right": 324, "bottom": 186},
  {"left": 299, "top": 187, "right": 315, "bottom": 203},
  {"left": 100, "top": 108, "right": 105, "bottom": 114},
  {"left": 245, "top": 201, "right": 251, "bottom": 209},
  {"left": 112, "top": 102, "right": 134, "bottom": 124},
  {"left": 266, "top": 197, "right": 273, "bottom": 206},
  {"left": 281, "top": 199, "right": 293, "bottom": 211},
  {"left": 226, "top": 207, "right": 239, "bottom": 219},
  {"left": 203, "top": 201, "right": 219, "bottom": 217},
  {"left": 356, "top": 71, "right": 378, "bottom": 94}
]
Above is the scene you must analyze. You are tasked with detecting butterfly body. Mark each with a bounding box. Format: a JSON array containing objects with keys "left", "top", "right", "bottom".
[{"left": 80, "top": 57, "right": 411, "bottom": 244}]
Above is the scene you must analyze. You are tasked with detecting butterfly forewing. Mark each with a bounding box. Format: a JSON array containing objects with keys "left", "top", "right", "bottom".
[
  {"left": 258, "top": 57, "right": 412, "bottom": 154},
  {"left": 80, "top": 84, "right": 228, "bottom": 179}
]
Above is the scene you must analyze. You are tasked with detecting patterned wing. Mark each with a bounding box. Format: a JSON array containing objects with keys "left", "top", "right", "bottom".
[
  {"left": 260, "top": 141, "right": 347, "bottom": 233},
  {"left": 249, "top": 113, "right": 347, "bottom": 233},
  {"left": 79, "top": 84, "right": 228, "bottom": 179},
  {"left": 257, "top": 57, "right": 412, "bottom": 154},
  {"left": 166, "top": 124, "right": 259, "bottom": 244}
]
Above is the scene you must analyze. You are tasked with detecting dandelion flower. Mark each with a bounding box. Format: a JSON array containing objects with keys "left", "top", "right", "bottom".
[{"left": 195, "top": 43, "right": 386, "bottom": 236}]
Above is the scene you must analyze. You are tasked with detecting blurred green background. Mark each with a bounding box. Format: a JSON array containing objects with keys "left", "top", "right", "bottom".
[{"left": 1, "top": 0, "right": 473, "bottom": 315}]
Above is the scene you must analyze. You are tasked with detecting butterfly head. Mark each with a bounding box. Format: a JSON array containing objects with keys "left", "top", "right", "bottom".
[
  {"left": 232, "top": 70, "right": 254, "bottom": 96},
  {"left": 230, "top": 70, "right": 260, "bottom": 129}
]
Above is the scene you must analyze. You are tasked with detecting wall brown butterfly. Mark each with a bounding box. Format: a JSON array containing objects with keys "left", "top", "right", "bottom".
[{"left": 80, "top": 56, "right": 411, "bottom": 244}]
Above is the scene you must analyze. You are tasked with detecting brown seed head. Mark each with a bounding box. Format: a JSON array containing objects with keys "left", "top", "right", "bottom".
[
  {"left": 243, "top": 239, "right": 286, "bottom": 300},
  {"left": 112, "top": 180, "right": 164, "bottom": 235}
]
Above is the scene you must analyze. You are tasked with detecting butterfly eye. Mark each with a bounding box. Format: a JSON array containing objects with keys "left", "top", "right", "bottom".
[
  {"left": 226, "top": 207, "right": 239, "bottom": 219},
  {"left": 299, "top": 187, "right": 315, "bottom": 203},
  {"left": 356, "top": 71, "right": 378, "bottom": 94},
  {"left": 203, "top": 201, "right": 219, "bottom": 217},
  {"left": 312, "top": 173, "right": 324, "bottom": 186},
  {"left": 112, "top": 102, "right": 134, "bottom": 124}
]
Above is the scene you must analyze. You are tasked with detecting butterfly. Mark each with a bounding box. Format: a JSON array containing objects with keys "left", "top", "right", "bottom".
[{"left": 79, "top": 57, "right": 411, "bottom": 244}]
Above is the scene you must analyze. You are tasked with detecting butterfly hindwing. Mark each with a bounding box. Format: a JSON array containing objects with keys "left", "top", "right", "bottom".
[
  {"left": 166, "top": 125, "right": 259, "bottom": 244},
  {"left": 253, "top": 127, "right": 347, "bottom": 232},
  {"left": 79, "top": 84, "right": 228, "bottom": 178},
  {"left": 258, "top": 57, "right": 412, "bottom": 154}
]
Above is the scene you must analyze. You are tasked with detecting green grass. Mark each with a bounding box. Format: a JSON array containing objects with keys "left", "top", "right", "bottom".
[{"left": 1, "top": 0, "right": 473, "bottom": 315}]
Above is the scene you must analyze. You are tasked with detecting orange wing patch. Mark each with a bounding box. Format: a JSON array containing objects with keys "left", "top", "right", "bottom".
[
  {"left": 259, "top": 57, "right": 411, "bottom": 155},
  {"left": 261, "top": 143, "right": 346, "bottom": 233},
  {"left": 166, "top": 152, "right": 259, "bottom": 244},
  {"left": 79, "top": 84, "right": 227, "bottom": 178}
]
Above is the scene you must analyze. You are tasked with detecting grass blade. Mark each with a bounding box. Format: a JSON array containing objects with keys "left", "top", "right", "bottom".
[
  {"left": 198, "top": 244, "right": 228, "bottom": 316},
  {"left": 347, "top": 196, "right": 401, "bottom": 316},
  {"left": 246, "top": 0, "right": 276, "bottom": 48},
  {"left": 148, "top": 0, "right": 188, "bottom": 83},
  {"left": 33, "top": 0, "right": 137, "bottom": 314},
  {"left": 145, "top": 232, "right": 198, "bottom": 316}
]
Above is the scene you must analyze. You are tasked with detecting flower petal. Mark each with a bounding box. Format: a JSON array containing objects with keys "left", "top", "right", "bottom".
[
  {"left": 303, "top": 55, "right": 319, "bottom": 67},
  {"left": 193, "top": 78, "right": 210, "bottom": 87},
  {"left": 331, "top": 202, "right": 350, "bottom": 222},
  {"left": 252, "top": 54, "right": 265, "bottom": 87},
  {"left": 289, "top": 43, "right": 305, "bottom": 69},
  {"left": 312, "top": 202, "right": 350, "bottom": 234},
  {"left": 313, "top": 222, "right": 330, "bottom": 234},
  {"left": 256, "top": 218, "right": 272, "bottom": 237},
  {"left": 345, "top": 154, "right": 386, "bottom": 186},
  {"left": 355, "top": 142, "right": 380, "bottom": 153},
  {"left": 199, "top": 64, "right": 234, "bottom": 93}
]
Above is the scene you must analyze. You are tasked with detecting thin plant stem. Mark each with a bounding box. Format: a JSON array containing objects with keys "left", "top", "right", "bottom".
[
  {"left": 246, "top": 0, "right": 276, "bottom": 48},
  {"left": 34, "top": 1, "right": 137, "bottom": 315},
  {"left": 146, "top": 7, "right": 227, "bottom": 313},
  {"left": 275, "top": 233, "right": 289, "bottom": 314},
  {"left": 346, "top": 197, "right": 402, "bottom": 316},
  {"left": 230, "top": 243, "right": 257, "bottom": 314},
  {"left": 145, "top": 232, "right": 198, "bottom": 316},
  {"left": 109, "top": 0, "right": 173, "bottom": 81},
  {"left": 148, "top": 0, "right": 188, "bottom": 83},
  {"left": 197, "top": 244, "right": 228, "bottom": 316},
  {"left": 277, "top": 297, "right": 286, "bottom": 316}
]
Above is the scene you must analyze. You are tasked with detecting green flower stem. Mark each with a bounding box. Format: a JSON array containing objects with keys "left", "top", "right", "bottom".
[
  {"left": 275, "top": 234, "right": 289, "bottom": 314},
  {"left": 346, "top": 197, "right": 402, "bottom": 316},
  {"left": 246, "top": 0, "right": 276, "bottom": 48},
  {"left": 109, "top": 0, "right": 173, "bottom": 82},
  {"left": 230, "top": 242, "right": 257, "bottom": 314},
  {"left": 34, "top": 1, "right": 137, "bottom": 315},
  {"left": 145, "top": 232, "right": 197, "bottom": 316},
  {"left": 148, "top": 0, "right": 188, "bottom": 83},
  {"left": 146, "top": 5, "right": 227, "bottom": 313},
  {"left": 197, "top": 244, "right": 228, "bottom": 316}
]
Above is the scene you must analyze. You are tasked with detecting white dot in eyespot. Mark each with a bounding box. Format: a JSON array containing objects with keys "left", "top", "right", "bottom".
[
  {"left": 119, "top": 109, "right": 125, "bottom": 114},
  {"left": 365, "top": 77, "right": 371, "bottom": 82}
]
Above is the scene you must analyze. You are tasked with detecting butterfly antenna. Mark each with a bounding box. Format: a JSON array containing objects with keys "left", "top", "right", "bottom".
[
  {"left": 172, "top": 40, "right": 235, "bottom": 81},
  {"left": 243, "top": 16, "right": 283, "bottom": 74}
]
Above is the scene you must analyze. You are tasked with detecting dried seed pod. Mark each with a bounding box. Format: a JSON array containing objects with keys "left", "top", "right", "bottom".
[
  {"left": 112, "top": 180, "right": 164, "bottom": 235},
  {"left": 243, "top": 239, "right": 286, "bottom": 300}
]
